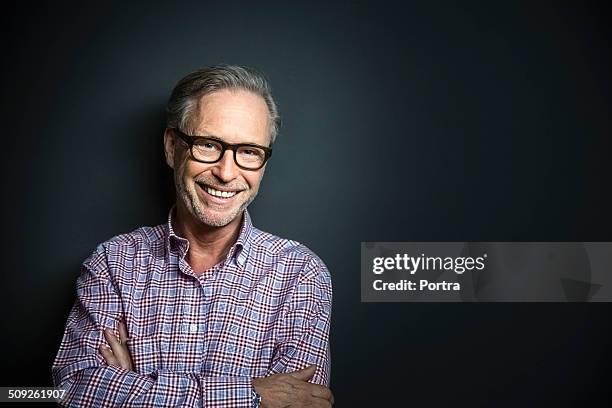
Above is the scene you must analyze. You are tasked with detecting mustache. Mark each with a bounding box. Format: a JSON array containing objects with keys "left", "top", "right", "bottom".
[{"left": 194, "top": 177, "right": 248, "bottom": 191}]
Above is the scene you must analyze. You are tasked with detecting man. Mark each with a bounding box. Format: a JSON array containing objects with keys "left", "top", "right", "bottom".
[{"left": 52, "top": 65, "right": 333, "bottom": 407}]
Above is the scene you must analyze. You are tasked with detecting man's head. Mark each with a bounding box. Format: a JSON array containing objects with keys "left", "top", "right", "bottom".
[{"left": 163, "top": 65, "right": 280, "bottom": 228}]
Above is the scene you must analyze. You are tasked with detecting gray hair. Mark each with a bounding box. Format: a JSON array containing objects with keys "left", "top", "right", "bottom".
[{"left": 166, "top": 65, "right": 280, "bottom": 143}]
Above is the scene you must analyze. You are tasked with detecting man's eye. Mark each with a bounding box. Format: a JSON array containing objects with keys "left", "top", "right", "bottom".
[
  {"left": 197, "top": 142, "right": 218, "bottom": 150},
  {"left": 238, "top": 148, "right": 265, "bottom": 159}
]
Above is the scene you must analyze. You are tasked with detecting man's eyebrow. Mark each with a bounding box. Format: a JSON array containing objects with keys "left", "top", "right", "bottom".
[
  {"left": 192, "top": 133, "right": 223, "bottom": 141},
  {"left": 194, "top": 133, "right": 267, "bottom": 147}
]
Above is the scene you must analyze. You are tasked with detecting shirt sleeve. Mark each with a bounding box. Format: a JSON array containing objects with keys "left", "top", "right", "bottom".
[
  {"left": 266, "top": 257, "right": 333, "bottom": 386},
  {"left": 52, "top": 247, "right": 253, "bottom": 408}
]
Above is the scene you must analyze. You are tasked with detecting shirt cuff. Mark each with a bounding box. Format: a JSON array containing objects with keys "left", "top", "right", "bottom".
[
  {"left": 251, "top": 386, "right": 262, "bottom": 408},
  {"left": 201, "top": 376, "right": 252, "bottom": 407}
]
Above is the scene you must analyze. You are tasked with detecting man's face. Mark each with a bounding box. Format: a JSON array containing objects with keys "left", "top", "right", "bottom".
[{"left": 164, "top": 89, "right": 271, "bottom": 228}]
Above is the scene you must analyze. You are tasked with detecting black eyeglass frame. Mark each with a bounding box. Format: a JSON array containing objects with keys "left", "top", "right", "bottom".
[{"left": 171, "top": 128, "right": 273, "bottom": 171}]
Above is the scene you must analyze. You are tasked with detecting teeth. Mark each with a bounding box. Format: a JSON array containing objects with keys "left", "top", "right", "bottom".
[{"left": 205, "top": 186, "right": 237, "bottom": 198}]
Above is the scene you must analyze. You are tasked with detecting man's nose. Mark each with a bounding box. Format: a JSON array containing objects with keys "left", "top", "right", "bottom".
[{"left": 211, "top": 150, "right": 239, "bottom": 182}]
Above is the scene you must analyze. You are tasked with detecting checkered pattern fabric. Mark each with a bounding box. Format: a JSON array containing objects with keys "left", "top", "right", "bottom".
[{"left": 52, "top": 209, "right": 332, "bottom": 407}]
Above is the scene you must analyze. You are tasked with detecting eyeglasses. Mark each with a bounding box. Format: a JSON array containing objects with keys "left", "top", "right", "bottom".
[{"left": 171, "top": 128, "right": 273, "bottom": 171}]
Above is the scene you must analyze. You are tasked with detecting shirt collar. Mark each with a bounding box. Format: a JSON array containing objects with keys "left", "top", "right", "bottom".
[
  {"left": 164, "top": 205, "right": 253, "bottom": 267},
  {"left": 165, "top": 205, "right": 187, "bottom": 256},
  {"left": 234, "top": 209, "right": 253, "bottom": 267}
]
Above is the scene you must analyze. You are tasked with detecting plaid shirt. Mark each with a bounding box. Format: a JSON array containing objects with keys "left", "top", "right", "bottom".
[{"left": 52, "top": 209, "right": 332, "bottom": 407}]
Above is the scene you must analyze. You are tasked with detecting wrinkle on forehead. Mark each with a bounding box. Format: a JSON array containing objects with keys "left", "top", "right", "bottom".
[{"left": 190, "top": 89, "right": 271, "bottom": 146}]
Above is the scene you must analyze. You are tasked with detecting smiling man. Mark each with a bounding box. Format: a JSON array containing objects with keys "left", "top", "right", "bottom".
[{"left": 52, "top": 65, "right": 333, "bottom": 407}]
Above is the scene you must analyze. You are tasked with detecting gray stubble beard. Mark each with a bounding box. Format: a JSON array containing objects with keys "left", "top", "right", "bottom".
[{"left": 175, "top": 175, "right": 257, "bottom": 228}]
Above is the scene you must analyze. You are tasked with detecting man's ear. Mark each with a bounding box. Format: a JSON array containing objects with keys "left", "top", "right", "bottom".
[{"left": 163, "top": 128, "right": 176, "bottom": 169}]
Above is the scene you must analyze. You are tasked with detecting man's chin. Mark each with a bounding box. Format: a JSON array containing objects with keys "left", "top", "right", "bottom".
[{"left": 194, "top": 207, "right": 243, "bottom": 228}]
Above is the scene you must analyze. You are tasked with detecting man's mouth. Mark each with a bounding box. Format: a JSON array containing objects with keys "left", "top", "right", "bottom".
[{"left": 198, "top": 183, "right": 240, "bottom": 199}]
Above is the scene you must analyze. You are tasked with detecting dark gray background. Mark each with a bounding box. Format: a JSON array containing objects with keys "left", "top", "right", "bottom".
[{"left": 1, "top": 1, "right": 611, "bottom": 406}]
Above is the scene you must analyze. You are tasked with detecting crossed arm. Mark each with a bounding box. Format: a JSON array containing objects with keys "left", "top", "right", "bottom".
[
  {"left": 101, "top": 322, "right": 333, "bottom": 408},
  {"left": 52, "top": 255, "right": 334, "bottom": 407}
]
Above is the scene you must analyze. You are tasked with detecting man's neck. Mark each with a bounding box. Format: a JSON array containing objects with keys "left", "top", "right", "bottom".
[{"left": 172, "top": 204, "right": 243, "bottom": 273}]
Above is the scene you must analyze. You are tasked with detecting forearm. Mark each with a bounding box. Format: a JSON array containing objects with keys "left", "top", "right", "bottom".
[
  {"left": 55, "top": 365, "right": 200, "bottom": 407},
  {"left": 267, "top": 341, "right": 330, "bottom": 386},
  {"left": 55, "top": 366, "right": 254, "bottom": 408}
]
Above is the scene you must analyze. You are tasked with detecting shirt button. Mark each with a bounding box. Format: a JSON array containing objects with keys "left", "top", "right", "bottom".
[{"left": 190, "top": 323, "right": 198, "bottom": 333}]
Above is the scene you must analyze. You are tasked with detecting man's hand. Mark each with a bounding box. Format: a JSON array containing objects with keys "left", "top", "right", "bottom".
[
  {"left": 252, "top": 365, "right": 334, "bottom": 408},
  {"left": 100, "top": 320, "right": 133, "bottom": 371}
]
